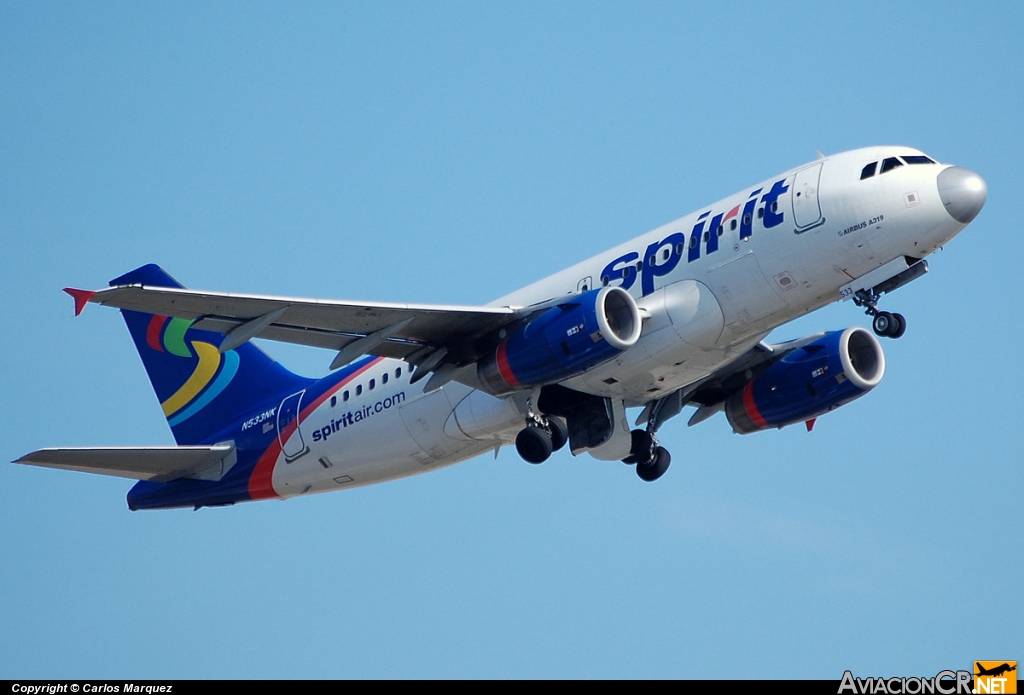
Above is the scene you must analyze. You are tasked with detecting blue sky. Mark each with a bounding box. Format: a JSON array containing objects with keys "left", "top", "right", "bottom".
[{"left": 1, "top": 1, "right": 1020, "bottom": 679}]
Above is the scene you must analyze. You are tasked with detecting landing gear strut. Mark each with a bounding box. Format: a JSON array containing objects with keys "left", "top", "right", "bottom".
[
  {"left": 854, "top": 289, "right": 907, "bottom": 339},
  {"left": 622, "top": 428, "right": 671, "bottom": 482},
  {"left": 515, "top": 387, "right": 676, "bottom": 483},
  {"left": 514, "top": 414, "right": 567, "bottom": 464}
]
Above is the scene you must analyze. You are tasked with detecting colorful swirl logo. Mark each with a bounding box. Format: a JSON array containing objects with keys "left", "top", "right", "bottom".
[{"left": 146, "top": 315, "right": 239, "bottom": 427}]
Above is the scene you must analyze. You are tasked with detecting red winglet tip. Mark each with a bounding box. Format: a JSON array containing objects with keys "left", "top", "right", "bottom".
[
  {"left": 805, "top": 418, "right": 817, "bottom": 432},
  {"left": 63, "top": 287, "right": 96, "bottom": 316}
]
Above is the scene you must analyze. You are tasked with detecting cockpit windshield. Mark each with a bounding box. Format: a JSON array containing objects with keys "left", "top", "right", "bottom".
[{"left": 861, "top": 153, "right": 937, "bottom": 180}]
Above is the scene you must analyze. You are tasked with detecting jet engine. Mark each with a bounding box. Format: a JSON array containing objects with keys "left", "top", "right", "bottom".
[
  {"left": 478, "top": 286, "right": 642, "bottom": 395},
  {"left": 725, "top": 327, "right": 885, "bottom": 434}
]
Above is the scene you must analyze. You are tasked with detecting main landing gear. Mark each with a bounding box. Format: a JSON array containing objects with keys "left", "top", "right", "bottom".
[
  {"left": 513, "top": 387, "right": 676, "bottom": 483},
  {"left": 854, "top": 289, "right": 907, "bottom": 339},
  {"left": 514, "top": 417, "right": 671, "bottom": 482},
  {"left": 621, "top": 428, "right": 671, "bottom": 482},
  {"left": 514, "top": 415, "right": 568, "bottom": 464}
]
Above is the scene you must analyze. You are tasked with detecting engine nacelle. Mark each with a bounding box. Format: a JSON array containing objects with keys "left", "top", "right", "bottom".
[
  {"left": 725, "top": 327, "right": 885, "bottom": 434},
  {"left": 478, "top": 287, "right": 642, "bottom": 395}
]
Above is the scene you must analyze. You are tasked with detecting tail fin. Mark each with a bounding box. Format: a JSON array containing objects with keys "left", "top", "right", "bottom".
[{"left": 111, "top": 264, "right": 312, "bottom": 446}]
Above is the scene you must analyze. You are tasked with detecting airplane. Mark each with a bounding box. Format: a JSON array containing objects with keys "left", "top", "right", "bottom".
[
  {"left": 14, "top": 146, "right": 987, "bottom": 510},
  {"left": 975, "top": 663, "right": 1016, "bottom": 678}
]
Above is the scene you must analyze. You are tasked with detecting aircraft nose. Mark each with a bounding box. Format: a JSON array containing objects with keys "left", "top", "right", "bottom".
[{"left": 937, "top": 166, "right": 987, "bottom": 224}]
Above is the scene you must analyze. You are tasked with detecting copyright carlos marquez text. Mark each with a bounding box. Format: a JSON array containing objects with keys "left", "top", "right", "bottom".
[{"left": 12, "top": 686, "right": 171, "bottom": 694}]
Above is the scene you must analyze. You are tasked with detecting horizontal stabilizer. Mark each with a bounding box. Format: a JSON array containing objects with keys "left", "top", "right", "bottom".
[{"left": 14, "top": 445, "right": 235, "bottom": 482}]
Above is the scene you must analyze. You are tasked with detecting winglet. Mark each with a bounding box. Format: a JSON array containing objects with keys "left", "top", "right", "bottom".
[
  {"left": 805, "top": 418, "right": 816, "bottom": 432},
  {"left": 63, "top": 287, "right": 97, "bottom": 316}
]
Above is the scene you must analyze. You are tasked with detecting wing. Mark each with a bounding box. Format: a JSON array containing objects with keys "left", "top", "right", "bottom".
[
  {"left": 635, "top": 334, "right": 828, "bottom": 429},
  {"left": 74, "top": 283, "right": 520, "bottom": 386},
  {"left": 14, "top": 446, "right": 236, "bottom": 482}
]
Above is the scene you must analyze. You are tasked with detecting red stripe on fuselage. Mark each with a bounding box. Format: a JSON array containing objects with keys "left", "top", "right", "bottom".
[
  {"left": 146, "top": 315, "right": 168, "bottom": 352},
  {"left": 742, "top": 380, "right": 769, "bottom": 430},
  {"left": 495, "top": 339, "right": 520, "bottom": 389},
  {"left": 248, "top": 357, "right": 385, "bottom": 500}
]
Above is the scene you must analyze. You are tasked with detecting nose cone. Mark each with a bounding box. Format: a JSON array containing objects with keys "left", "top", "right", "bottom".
[{"left": 937, "top": 166, "right": 987, "bottom": 224}]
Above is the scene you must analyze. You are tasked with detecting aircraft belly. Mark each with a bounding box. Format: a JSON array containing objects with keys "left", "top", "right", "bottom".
[
  {"left": 445, "top": 389, "right": 524, "bottom": 442},
  {"left": 291, "top": 440, "right": 495, "bottom": 496},
  {"left": 399, "top": 385, "right": 478, "bottom": 462}
]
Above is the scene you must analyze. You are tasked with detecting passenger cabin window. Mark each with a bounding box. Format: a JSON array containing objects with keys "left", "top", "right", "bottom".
[
  {"left": 880, "top": 157, "right": 903, "bottom": 174},
  {"left": 382, "top": 373, "right": 388, "bottom": 385},
  {"left": 861, "top": 162, "right": 878, "bottom": 179},
  {"left": 902, "top": 155, "right": 936, "bottom": 165},
  {"left": 356, "top": 384, "right": 362, "bottom": 396}
]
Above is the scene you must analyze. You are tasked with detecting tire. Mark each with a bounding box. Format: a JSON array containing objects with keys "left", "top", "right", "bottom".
[
  {"left": 636, "top": 446, "right": 671, "bottom": 482},
  {"left": 873, "top": 311, "right": 894, "bottom": 337},
  {"left": 548, "top": 417, "right": 568, "bottom": 452},
  {"left": 622, "top": 429, "right": 652, "bottom": 465},
  {"left": 516, "top": 427, "right": 553, "bottom": 464},
  {"left": 891, "top": 313, "right": 907, "bottom": 339}
]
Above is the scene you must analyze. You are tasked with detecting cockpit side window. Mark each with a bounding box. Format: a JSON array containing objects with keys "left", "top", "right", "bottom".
[
  {"left": 901, "top": 155, "right": 936, "bottom": 165},
  {"left": 880, "top": 157, "right": 903, "bottom": 174},
  {"left": 860, "top": 162, "right": 878, "bottom": 180}
]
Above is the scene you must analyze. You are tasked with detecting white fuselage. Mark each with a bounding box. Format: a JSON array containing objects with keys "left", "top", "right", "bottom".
[{"left": 266, "top": 146, "right": 970, "bottom": 498}]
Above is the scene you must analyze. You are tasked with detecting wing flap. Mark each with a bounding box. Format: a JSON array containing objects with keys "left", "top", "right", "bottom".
[
  {"left": 191, "top": 316, "right": 423, "bottom": 357},
  {"left": 14, "top": 446, "right": 235, "bottom": 482}
]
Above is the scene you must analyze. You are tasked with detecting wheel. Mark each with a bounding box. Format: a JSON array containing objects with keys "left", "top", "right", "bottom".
[
  {"left": 872, "top": 311, "right": 894, "bottom": 337},
  {"left": 890, "top": 313, "right": 907, "bottom": 339},
  {"left": 636, "top": 446, "right": 671, "bottom": 482},
  {"left": 548, "top": 417, "right": 568, "bottom": 452},
  {"left": 622, "top": 429, "right": 653, "bottom": 465},
  {"left": 516, "top": 426, "right": 553, "bottom": 464}
]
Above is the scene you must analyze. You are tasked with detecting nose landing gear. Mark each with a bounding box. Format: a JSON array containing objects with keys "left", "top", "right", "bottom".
[
  {"left": 871, "top": 310, "right": 906, "bottom": 339},
  {"left": 855, "top": 289, "right": 907, "bottom": 339}
]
